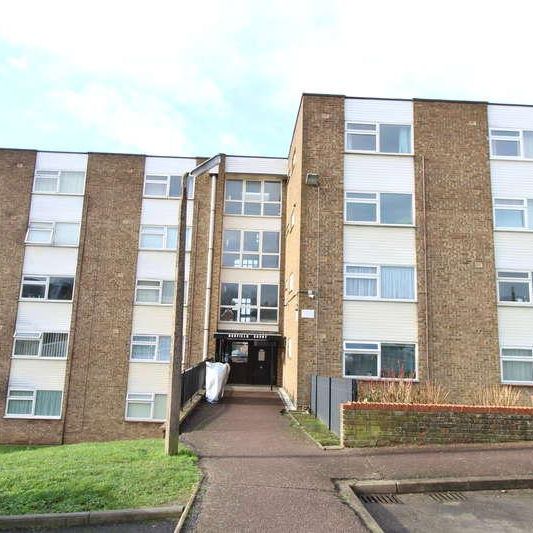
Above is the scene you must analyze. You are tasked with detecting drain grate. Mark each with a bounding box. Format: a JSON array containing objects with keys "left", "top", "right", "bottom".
[
  {"left": 359, "top": 493, "right": 404, "bottom": 505},
  {"left": 428, "top": 491, "right": 467, "bottom": 503}
]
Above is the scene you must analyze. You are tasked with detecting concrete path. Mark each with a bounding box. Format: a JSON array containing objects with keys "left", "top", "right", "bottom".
[{"left": 181, "top": 388, "right": 533, "bottom": 532}]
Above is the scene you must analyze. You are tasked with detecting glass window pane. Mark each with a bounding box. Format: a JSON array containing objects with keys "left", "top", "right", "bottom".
[
  {"left": 499, "top": 281, "right": 530, "bottom": 302},
  {"left": 380, "top": 194, "right": 413, "bottom": 224},
  {"left": 241, "top": 254, "right": 259, "bottom": 268},
  {"left": 239, "top": 306, "right": 257, "bottom": 323},
  {"left": 381, "top": 267, "right": 415, "bottom": 299},
  {"left": 223, "top": 230, "right": 241, "bottom": 252},
  {"left": 498, "top": 271, "right": 529, "bottom": 279},
  {"left": 346, "top": 123, "right": 376, "bottom": 131},
  {"left": 145, "top": 182, "right": 167, "bottom": 196},
  {"left": 54, "top": 223, "right": 79, "bottom": 246},
  {"left": 495, "top": 209, "right": 525, "bottom": 228},
  {"left": 161, "top": 281, "right": 175, "bottom": 304},
  {"left": 492, "top": 130, "right": 520, "bottom": 137},
  {"left": 153, "top": 394, "right": 167, "bottom": 419},
  {"left": 127, "top": 401, "right": 152, "bottom": 419},
  {"left": 59, "top": 171, "right": 85, "bottom": 194},
  {"left": 41, "top": 333, "right": 68, "bottom": 358},
  {"left": 502, "top": 348, "right": 533, "bottom": 358},
  {"left": 502, "top": 360, "right": 533, "bottom": 382},
  {"left": 345, "top": 352, "right": 378, "bottom": 377},
  {"left": 379, "top": 125, "right": 412, "bottom": 154},
  {"left": 244, "top": 202, "right": 261, "bottom": 216},
  {"left": 131, "top": 342, "right": 156, "bottom": 360},
  {"left": 21, "top": 279, "right": 46, "bottom": 299},
  {"left": 346, "top": 266, "right": 377, "bottom": 274},
  {"left": 263, "top": 203, "right": 281, "bottom": 216},
  {"left": 166, "top": 228, "right": 178, "bottom": 250},
  {"left": 346, "top": 202, "right": 377, "bottom": 222},
  {"left": 345, "top": 342, "right": 379, "bottom": 350},
  {"left": 245, "top": 181, "right": 261, "bottom": 201},
  {"left": 27, "top": 224, "right": 53, "bottom": 243},
  {"left": 260, "top": 285, "right": 278, "bottom": 307},
  {"left": 136, "top": 288, "right": 159, "bottom": 303},
  {"left": 262, "top": 255, "right": 279, "bottom": 269},
  {"left": 230, "top": 342, "right": 248, "bottom": 362},
  {"left": 243, "top": 231, "right": 259, "bottom": 252},
  {"left": 381, "top": 344, "right": 416, "bottom": 378},
  {"left": 14, "top": 339, "right": 40, "bottom": 356},
  {"left": 220, "top": 307, "right": 238, "bottom": 321},
  {"left": 224, "top": 201, "right": 242, "bottom": 215},
  {"left": 492, "top": 139, "right": 519, "bottom": 157},
  {"left": 48, "top": 277, "right": 74, "bottom": 300},
  {"left": 347, "top": 133, "right": 376, "bottom": 151},
  {"left": 528, "top": 200, "right": 533, "bottom": 230},
  {"left": 7, "top": 399, "right": 33, "bottom": 415},
  {"left": 523, "top": 131, "right": 533, "bottom": 159},
  {"left": 346, "top": 278, "right": 377, "bottom": 297},
  {"left": 264, "top": 182, "right": 281, "bottom": 202},
  {"left": 221, "top": 283, "right": 239, "bottom": 306},
  {"left": 241, "top": 284, "right": 257, "bottom": 305},
  {"left": 158, "top": 336, "right": 171, "bottom": 361},
  {"left": 34, "top": 175, "right": 58, "bottom": 192},
  {"left": 34, "top": 390, "right": 62, "bottom": 416},
  {"left": 169, "top": 175, "right": 182, "bottom": 197},
  {"left": 225, "top": 180, "right": 242, "bottom": 201},
  {"left": 260, "top": 308, "right": 278, "bottom": 322},
  {"left": 223, "top": 253, "right": 241, "bottom": 267}
]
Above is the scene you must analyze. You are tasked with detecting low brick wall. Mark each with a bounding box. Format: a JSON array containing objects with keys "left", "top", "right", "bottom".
[{"left": 341, "top": 402, "right": 533, "bottom": 447}]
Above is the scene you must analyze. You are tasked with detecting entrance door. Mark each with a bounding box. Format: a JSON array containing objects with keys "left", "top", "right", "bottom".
[
  {"left": 249, "top": 345, "right": 273, "bottom": 385},
  {"left": 226, "top": 341, "right": 249, "bottom": 384}
]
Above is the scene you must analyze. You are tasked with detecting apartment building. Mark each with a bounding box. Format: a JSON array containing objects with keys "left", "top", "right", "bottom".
[{"left": 1, "top": 94, "right": 533, "bottom": 444}]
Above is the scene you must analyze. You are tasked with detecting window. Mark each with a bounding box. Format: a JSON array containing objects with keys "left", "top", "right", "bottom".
[
  {"left": 144, "top": 174, "right": 195, "bottom": 198},
  {"left": 131, "top": 335, "right": 171, "bottom": 362},
  {"left": 219, "top": 283, "right": 278, "bottom": 323},
  {"left": 501, "top": 348, "right": 533, "bottom": 384},
  {"left": 126, "top": 393, "right": 167, "bottom": 421},
  {"left": 6, "top": 389, "right": 62, "bottom": 418},
  {"left": 139, "top": 225, "right": 191, "bottom": 251},
  {"left": 343, "top": 341, "right": 416, "bottom": 379},
  {"left": 222, "top": 230, "right": 280, "bottom": 269},
  {"left": 13, "top": 331, "right": 69, "bottom": 358},
  {"left": 344, "top": 265, "right": 415, "bottom": 300},
  {"left": 135, "top": 280, "right": 175, "bottom": 305},
  {"left": 224, "top": 180, "right": 281, "bottom": 216},
  {"left": 345, "top": 192, "right": 413, "bottom": 225},
  {"left": 494, "top": 198, "right": 533, "bottom": 229},
  {"left": 490, "top": 129, "right": 533, "bottom": 159},
  {"left": 25, "top": 221, "right": 80, "bottom": 246},
  {"left": 33, "top": 170, "right": 86, "bottom": 195},
  {"left": 345, "top": 123, "right": 412, "bottom": 154},
  {"left": 497, "top": 271, "right": 531, "bottom": 303},
  {"left": 20, "top": 275, "right": 74, "bottom": 301}
]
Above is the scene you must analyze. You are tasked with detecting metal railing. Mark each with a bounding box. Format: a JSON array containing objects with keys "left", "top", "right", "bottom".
[
  {"left": 310, "top": 375, "right": 357, "bottom": 436},
  {"left": 181, "top": 361, "right": 206, "bottom": 405}
]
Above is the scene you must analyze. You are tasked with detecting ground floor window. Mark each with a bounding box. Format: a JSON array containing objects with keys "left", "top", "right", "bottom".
[
  {"left": 501, "top": 348, "right": 533, "bottom": 384},
  {"left": 343, "top": 341, "right": 416, "bottom": 379},
  {"left": 5, "top": 389, "right": 62, "bottom": 418},
  {"left": 125, "top": 393, "right": 167, "bottom": 421}
]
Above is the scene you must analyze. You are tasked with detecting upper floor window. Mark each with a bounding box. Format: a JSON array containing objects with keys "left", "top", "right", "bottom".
[
  {"left": 13, "top": 331, "right": 69, "bottom": 359},
  {"left": 494, "top": 198, "right": 533, "bottom": 230},
  {"left": 501, "top": 348, "right": 533, "bottom": 384},
  {"left": 345, "top": 123, "right": 412, "bottom": 154},
  {"left": 219, "top": 282, "right": 278, "bottom": 323},
  {"left": 222, "top": 230, "right": 280, "bottom": 269},
  {"left": 33, "top": 170, "right": 86, "bottom": 195},
  {"left": 130, "top": 335, "right": 171, "bottom": 362},
  {"left": 490, "top": 129, "right": 533, "bottom": 159},
  {"left": 135, "top": 279, "right": 175, "bottom": 305},
  {"left": 144, "top": 174, "right": 194, "bottom": 198},
  {"left": 20, "top": 275, "right": 74, "bottom": 301},
  {"left": 344, "top": 264, "right": 415, "bottom": 301},
  {"left": 343, "top": 341, "right": 416, "bottom": 379},
  {"left": 5, "top": 389, "right": 62, "bottom": 418},
  {"left": 224, "top": 180, "right": 281, "bottom": 217},
  {"left": 345, "top": 192, "right": 413, "bottom": 225},
  {"left": 25, "top": 221, "right": 80, "bottom": 247},
  {"left": 497, "top": 271, "right": 531, "bottom": 303},
  {"left": 139, "top": 225, "right": 191, "bottom": 251}
]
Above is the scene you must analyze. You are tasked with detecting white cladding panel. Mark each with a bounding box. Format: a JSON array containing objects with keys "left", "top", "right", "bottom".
[
  {"left": 344, "top": 155, "right": 414, "bottom": 193},
  {"left": 345, "top": 98, "right": 413, "bottom": 124},
  {"left": 491, "top": 160, "right": 533, "bottom": 197},
  {"left": 9, "top": 359, "right": 68, "bottom": 390},
  {"left": 23, "top": 246, "right": 79, "bottom": 276},
  {"left": 127, "top": 362, "right": 170, "bottom": 393},
  {"left": 494, "top": 232, "right": 533, "bottom": 269},
  {"left": 144, "top": 157, "right": 196, "bottom": 175},
  {"left": 498, "top": 307, "right": 533, "bottom": 346},
  {"left": 132, "top": 306, "right": 175, "bottom": 335},
  {"left": 488, "top": 105, "right": 533, "bottom": 130},
  {"left": 344, "top": 226, "right": 416, "bottom": 265},
  {"left": 29, "top": 195, "right": 84, "bottom": 222},
  {"left": 343, "top": 301, "right": 417, "bottom": 342},
  {"left": 218, "top": 321, "right": 279, "bottom": 333},
  {"left": 225, "top": 156, "right": 287, "bottom": 175},
  {"left": 36, "top": 152, "right": 88, "bottom": 172},
  {"left": 223, "top": 215, "right": 281, "bottom": 231},
  {"left": 220, "top": 268, "right": 280, "bottom": 284},
  {"left": 16, "top": 302, "right": 72, "bottom": 332},
  {"left": 136, "top": 251, "right": 177, "bottom": 280}
]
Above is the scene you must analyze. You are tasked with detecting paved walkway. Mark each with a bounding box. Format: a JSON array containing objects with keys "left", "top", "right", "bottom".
[{"left": 181, "top": 388, "right": 533, "bottom": 532}]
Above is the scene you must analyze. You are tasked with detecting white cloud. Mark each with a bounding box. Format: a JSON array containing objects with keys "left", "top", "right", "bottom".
[{"left": 6, "top": 56, "right": 28, "bottom": 70}]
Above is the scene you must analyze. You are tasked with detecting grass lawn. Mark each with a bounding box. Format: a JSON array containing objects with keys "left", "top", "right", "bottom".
[
  {"left": 0, "top": 439, "right": 199, "bottom": 515},
  {"left": 289, "top": 411, "right": 340, "bottom": 446}
]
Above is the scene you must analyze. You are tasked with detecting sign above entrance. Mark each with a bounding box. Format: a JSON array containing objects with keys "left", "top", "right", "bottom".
[{"left": 215, "top": 331, "right": 282, "bottom": 343}]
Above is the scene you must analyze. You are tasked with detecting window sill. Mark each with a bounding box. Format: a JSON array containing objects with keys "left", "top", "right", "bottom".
[
  {"left": 134, "top": 302, "right": 174, "bottom": 307},
  {"left": 343, "top": 376, "right": 419, "bottom": 382},
  {"left": 501, "top": 380, "right": 533, "bottom": 387},
  {"left": 221, "top": 266, "right": 280, "bottom": 271},
  {"left": 19, "top": 299, "right": 73, "bottom": 304},
  {"left": 12, "top": 356, "right": 68, "bottom": 361},
  {"left": 223, "top": 213, "right": 282, "bottom": 219},
  {"left": 218, "top": 320, "right": 279, "bottom": 326},
  {"left": 32, "top": 191, "right": 85, "bottom": 197},
  {"left": 24, "top": 243, "right": 80, "bottom": 248},
  {"left": 344, "top": 297, "right": 417, "bottom": 304},
  {"left": 125, "top": 418, "right": 165, "bottom": 423},
  {"left": 344, "top": 222, "right": 416, "bottom": 229},
  {"left": 143, "top": 195, "right": 195, "bottom": 200},
  {"left": 129, "top": 359, "right": 170, "bottom": 364},
  {"left": 4, "top": 415, "right": 61, "bottom": 420},
  {"left": 498, "top": 302, "right": 533, "bottom": 307},
  {"left": 344, "top": 151, "right": 414, "bottom": 157},
  {"left": 138, "top": 248, "right": 180, "bottom": 253},
  {"left": 490, "top": 156, "right": 533, "bottom": 162},
  {"left": 494, "top": 228, "right": 533, "bottom": 233}
]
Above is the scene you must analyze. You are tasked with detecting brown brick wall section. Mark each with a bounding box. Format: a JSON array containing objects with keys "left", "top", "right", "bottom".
[
  {"left": 414, "top": 101, "right": 501, "bottom": 402},
  {"left": 63, "top": 153, "right": 161, "bottom": 443}
]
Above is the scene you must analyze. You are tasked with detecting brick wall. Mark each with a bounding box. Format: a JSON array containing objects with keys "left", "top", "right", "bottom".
[
  {"left": 342, "top": 402, "right": 533, "bottom": 447},
  {"left": 413, "top": 101, "right": 501, "bottom": 402}
]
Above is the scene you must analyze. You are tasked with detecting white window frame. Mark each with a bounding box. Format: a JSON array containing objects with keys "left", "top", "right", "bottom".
[
  {"left": 5, "top": 388, "right": 63, "bottom": 419},
  {"left": 25, "top": 220, "right": 81, "bottom": 247},
  {"left": 12, "top": 331, "right": 69, "bottom": 359},
  {"left": 344, "top": 264, "right": 416, "bottom": 302},
  {"left": 497, "top": 270, "right": 532, "bottom": 305},
  {"left": 343, "top": 340, "right": 418, "bottom": 380},
  {"left": 125, "top": 392, "right": 167, "bottom": 422},
  {"left": 135, "top": 279, "right": 175, "bottom": 306},
  {"left": 130, "top": 334, "right": 172, "bottom": 363},
  {"left": 345, "top": 122, "right": 414, "bottom": 155},
  {"left": 20, "top": 275, "right": 74, "bottom": 302},
  {"left": 344, "top": 191, "right": 414, "bottom": 226},
  {"left": 222, "top": 229, "right": 280, "bottom": 270},
  {"left": 139, "top": 225, "right": 179, "bottom": 251},
  {"left": 500, "top": 347, "right": 533, "bottom": 385},
  {"left": 219, "top": 282, "right": 279, "bottom": 324},
  {"left": 33, "top": 170, "right": 86, "bottom": 196},
  {"left": 224, "top": 179, "right": 282, "bottom": 217},
  {"left": 143, "top": 174, "right": 195, "bottom": 199},
  {"left": 493, "top": 198, "right": 529, "bottom": 230},
  {"left": 489, "top": 128, "right": 533, "bottom": 160}
]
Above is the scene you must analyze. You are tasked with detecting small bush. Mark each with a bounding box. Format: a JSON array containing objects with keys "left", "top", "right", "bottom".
[
  {"left": 472, "top": 385, "right": 522, "bottom": 407},
  {"left": 415, "top": 382, "right": 450, "bottom": 404},
  {"left": 359, "top": 380, "right": 449, "bottom": 405}
]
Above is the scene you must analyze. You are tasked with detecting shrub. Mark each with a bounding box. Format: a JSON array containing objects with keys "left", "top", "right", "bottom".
[
  {"left": 472, "top": 385, "right": 522, "bottom": 407},
  {"left": 358, "top": 380, "right": 449, "bottom": 405}
]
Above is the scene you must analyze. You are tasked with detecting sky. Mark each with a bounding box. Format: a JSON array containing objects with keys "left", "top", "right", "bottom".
[{"left": 1, "top": 0, "right": 533, "bottom": 158}]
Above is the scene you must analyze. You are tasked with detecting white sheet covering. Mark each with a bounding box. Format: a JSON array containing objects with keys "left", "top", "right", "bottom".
[{"left": 205, "top": 362, "right": 230, "bottom": 403}]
